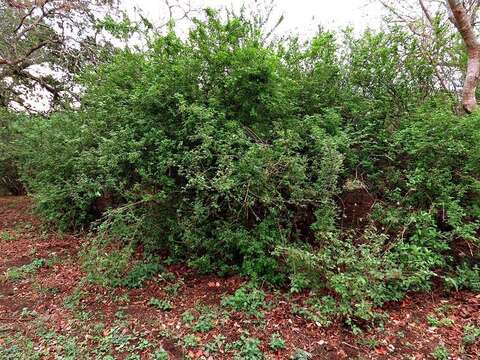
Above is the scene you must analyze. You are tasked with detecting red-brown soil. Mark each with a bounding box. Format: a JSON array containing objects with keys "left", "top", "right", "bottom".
[{"left": 0, "top": 196, "right": 479, "bottom": 359}]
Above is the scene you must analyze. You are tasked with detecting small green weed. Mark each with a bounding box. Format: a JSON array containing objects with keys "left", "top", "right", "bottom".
[
  {"left": 357, "top": 337, "right": 379, "bottom": 349},
  {"left": 463, "top": 324, "right": 480, "bottom": 345},
  {"left": 21, "top": 258, "right": 46, "bottom": 273},
  {"left": 0, "top": 337, "right": 41, "bottom": 360},
  {"left": 182, "top": 310, "right": 195, "bottom": 324},
  {"left": 165, "top": 280, "right": 184, "bottom": 296},
  {"left": 291, "top": 348, "right": 313, "bottom": 360},
  {"left": 76, "top": 310, "right": 91, "bottom": 321},
  {"left": 20, "top": 307, "right": 37, "bottom": 318},
  {"left": 4, "top": 267, "right": 22, "bottom": 281},
  {"left": 427, "top": 315, "right": 454, "bottom": 328},
  {"left": 232, "top": 335, "right": 264, "bottom": 360},
  {"left": 115, "top": 310, "right": 127, "bottom": 320},
  {"left": 183, "top": 334, "right": 199, "bottom": 348},
  {"left": 33, "top": 281, "right": 60, "bottom": 294},
  {"left": 0, "top": 231, "right": 15, "bottom": 241},
  {"left": 435, "top": 303, "right": 454, "bottom": 315},
  {"left": 64, "top": 287, "right": 86, "bottom": 310},
  {"left": 221, "top": 285, "right": 267, "bottom": 316},
  {"left": 114, "top": 293, "right": 130, "bottom": 304},
  {"left": 193, "top": 314, "right": 215, "bottom": 333},
  {"left": 269, "top": 333, "right": 286, "bottom": 351},
  {"left": 204, "top": 334, "right": 226, "bottom": 354},
  {"left": 120, "top": 261, "right": 164, "bottom": 288},
  {"left": 93, "top": 326, "right": 139, "bottom": 356},
  {"left": 431, "top": 345, "right": 449, "bottom": 360},
  {"left": 148, "top": 298, "right": 173, "bottom": 311},
  {"left": 152, "top": 348, "right": 169, "bottom": 360},
  {"left": 290, "top": 302, "right": 332, "bottom": 327},
  {"left": 5, "top": 258, "right": 46, "bottom": 281}
]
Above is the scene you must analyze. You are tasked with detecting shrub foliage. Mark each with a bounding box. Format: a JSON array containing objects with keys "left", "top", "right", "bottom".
[{"left": 6, "top": 10, "right": 479, "bottom": 320}]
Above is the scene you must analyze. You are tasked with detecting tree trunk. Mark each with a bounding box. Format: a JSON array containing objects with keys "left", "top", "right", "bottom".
[{"left": 447, "top": 0, "right": 480, "bottom": 113}]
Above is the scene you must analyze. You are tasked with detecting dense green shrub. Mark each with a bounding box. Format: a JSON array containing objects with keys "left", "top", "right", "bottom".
[
  {"left": 0, "top": 109, "right": 24, "bottom": 195},
  {"left": 341, "top": 29, "right": 436, "bottom": 179},
  {"left": 282, "top": 101, "right": 480, "bottom": 321},
  {"left": 16, "top": 12, "right": 346, "bottom": 284},
  {"left": 16, "top": 110, "right": 130, "bottom": 229},
  {"left": 12, "top": 9, "right": 480, "bottom": 322}
]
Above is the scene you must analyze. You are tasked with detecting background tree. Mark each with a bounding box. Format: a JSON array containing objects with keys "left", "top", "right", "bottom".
[
  {"left": 0, "top": 0, "right": 206, "bottom": 113},
  {"left": 447, "top": 0, "right": 480, "bottom": 112},
  {"left": 0, "top": 0, "right": 121, "bottom": 113},
  {"left": 379, "top": 0, "right": 480, "bottom": 113}
]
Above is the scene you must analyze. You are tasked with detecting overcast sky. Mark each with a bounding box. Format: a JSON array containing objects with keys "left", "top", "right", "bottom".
[{"left": 123, "top": 0, "right": 384, "bottom": 37}]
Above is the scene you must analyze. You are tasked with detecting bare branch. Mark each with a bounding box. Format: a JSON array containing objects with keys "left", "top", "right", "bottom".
[
  {"left": 0, "top": 0, "right": 123, "bottom": 111},
  {"left": 419, "top": 0, "right": 434, "bottom": 26},
  {"left": 13, "top": 4, "right": 36, "bottom": 33}
]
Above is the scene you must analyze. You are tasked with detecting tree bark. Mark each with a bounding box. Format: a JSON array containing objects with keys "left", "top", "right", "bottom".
[{"left": 447, "top": 0, "right": 480, "bottom": 113}]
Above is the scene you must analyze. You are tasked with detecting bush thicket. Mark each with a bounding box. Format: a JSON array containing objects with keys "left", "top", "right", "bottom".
[
  {"left": 4, "top": 10, "right": 479, "bottom": 321},
  {"left": 0, "top": 109, "right": 24, "bottom": 195}
]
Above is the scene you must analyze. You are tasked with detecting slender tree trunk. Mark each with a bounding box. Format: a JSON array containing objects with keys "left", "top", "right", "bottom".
[{"left": 447, "top": 0, "right": 480, "bottom": 113}]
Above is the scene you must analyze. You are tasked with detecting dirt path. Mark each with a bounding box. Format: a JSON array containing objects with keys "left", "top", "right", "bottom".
[{"left": 0, "top": 196, "right": 479, "bottom": 359}]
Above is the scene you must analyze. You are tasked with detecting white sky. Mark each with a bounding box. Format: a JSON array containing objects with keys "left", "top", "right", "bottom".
[{"left": 124, "top": 0, "right": 384, "bottom": 37}]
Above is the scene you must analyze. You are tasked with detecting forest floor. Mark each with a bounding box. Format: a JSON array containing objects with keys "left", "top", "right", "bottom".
[{"left": 0, "top": 196, "right": 479, "bottom": 360}]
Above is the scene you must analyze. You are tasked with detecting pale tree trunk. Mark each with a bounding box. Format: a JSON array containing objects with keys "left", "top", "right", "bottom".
[{"left": 447, "top": 0, "right": 480, "bottom": 113}]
